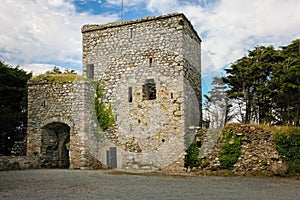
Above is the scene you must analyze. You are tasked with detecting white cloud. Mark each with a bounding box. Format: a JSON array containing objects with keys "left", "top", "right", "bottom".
[
  {"left": 144, "top": 0, "right": 300, "bottom": 73},
  {"left": 1, "top": 0, "right": 299, "bottom": 79},
  {"left": 107, "top": 0, "right": 144, "bottom": 7},
  {"left": 146, "top": 0, "right": 179, "bottom": 13},
  {"left": 0, "top": 0, "right": 118, "bottom": 75}
]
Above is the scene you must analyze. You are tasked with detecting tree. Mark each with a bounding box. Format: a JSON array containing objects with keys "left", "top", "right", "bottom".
[
  {"left": 223, "top": 39, "right": 300, "bottom": 125},
  {"left": 204, "top": 77, "right": 233, "bottom": 128},
  {"left": 223, "top": 56, "right": 254, "bottom": 123},
  {"left": 46, "top": 66, "right": 76, "bottom": 74},
  {"left": 270, "top": 39, "right": 300, "bottom": 125},
  {"left": 0, "top": 61, "right": 32, "bottom": 155}
]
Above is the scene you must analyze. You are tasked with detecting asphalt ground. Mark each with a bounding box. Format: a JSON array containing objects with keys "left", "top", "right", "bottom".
[{"left": 0, "top": 169, "right": 299, "bottom": 200}]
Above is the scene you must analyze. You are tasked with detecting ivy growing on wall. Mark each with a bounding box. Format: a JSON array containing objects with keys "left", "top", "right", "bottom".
[
  {"left": 184, "top": 142, "right": 200, "bottom": 169},
  {"left": 275, "top": 127, "right": 300, "bottom": 175},
  {"left": 219, "top": 129, "right": 242, "bottom": 169},
  {"left": 95, "top": 82, "right": 115, "bottom": 131}
]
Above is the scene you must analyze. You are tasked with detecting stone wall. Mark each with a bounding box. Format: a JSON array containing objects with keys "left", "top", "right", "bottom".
[
  {"left": 27, "top": 79, "right": 103, "bottom": 169},
  {"left": 24, "top": 13, "right": 202, "bottom": 171},
  {"left": 81, "top": 13, "right": 202, "bottom": 169},
  {"left": 0, "top": 156, "right": 40, "bottom": 171},
  {"left": 199, "top": 124, "right": 288, "bottom": 176}
]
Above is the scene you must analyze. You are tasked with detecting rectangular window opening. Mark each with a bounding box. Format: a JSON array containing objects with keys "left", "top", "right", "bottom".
[
  {"left": 143, "top": 79, "right": 156, "bottom": 100},
  {"left": 87, "top": 64, "right": 94, "bottom": 79},
  {"left": 149, "top": 57, "right": 153, "bottom": 67},
  {"left": 129, "top": 28, "right": 133, "bottom": 39}
]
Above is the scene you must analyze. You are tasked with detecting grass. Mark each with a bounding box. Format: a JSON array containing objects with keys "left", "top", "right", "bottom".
[{"left": 30, "top": 73, "right": 87, "bottom": 83}]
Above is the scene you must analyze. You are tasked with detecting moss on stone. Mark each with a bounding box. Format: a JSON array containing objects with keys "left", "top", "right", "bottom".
[{"left": 30, "top": 73, "right": 86, "bottom": 83}]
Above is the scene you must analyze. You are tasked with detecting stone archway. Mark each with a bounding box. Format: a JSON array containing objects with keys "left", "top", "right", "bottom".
[{"left": 40, "top": 122, "right": 70, "bottom": 168}]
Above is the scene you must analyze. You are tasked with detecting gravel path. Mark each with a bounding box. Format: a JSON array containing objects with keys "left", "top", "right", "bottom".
[{"left": 1, "top": 169, "right": 299, "bottom": 200}]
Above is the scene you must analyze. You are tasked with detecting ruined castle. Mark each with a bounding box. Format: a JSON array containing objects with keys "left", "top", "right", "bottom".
[{"left": 26, "top": 13, "right": 202, "bottom": 170}]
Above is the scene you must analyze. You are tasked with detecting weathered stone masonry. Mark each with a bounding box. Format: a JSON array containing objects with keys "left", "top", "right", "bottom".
[
  {"left": 81, "top": 13, "right": 202, "bottom": 169},
  {"left": 26, "top": 79, "right": 103, "bottom": 169},
  {"left": 26, "top": 13, "right": 202, "bottom": 170}
]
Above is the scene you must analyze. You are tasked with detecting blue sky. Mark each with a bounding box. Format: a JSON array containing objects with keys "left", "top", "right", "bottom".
[{"left": 1, "top": 0, "right": 300, "bottom": 94}]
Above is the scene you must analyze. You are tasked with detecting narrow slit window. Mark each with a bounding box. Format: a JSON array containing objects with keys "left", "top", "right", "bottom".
[
  {"left": 171, "top": 92, "right": 173, "bottom": 99},
  {"left": 142, "top": 79, "right": 156, "bottom": 100},
  {"left": 128, "top": 87, "right": 133, "bottom": 102},
  {"left": 129, "top": 28, "right": 133, "bottom": 39},
  {"left": 149, "top": 57, "right": 153, "bottom": 67},
  {"left": 87, "top": 64, "right": 94, "bottom": 79}
]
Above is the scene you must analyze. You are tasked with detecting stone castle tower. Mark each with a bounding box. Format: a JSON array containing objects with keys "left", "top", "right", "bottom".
[{"left": 27, "top": 13, "right": 202, "bottom": 170}]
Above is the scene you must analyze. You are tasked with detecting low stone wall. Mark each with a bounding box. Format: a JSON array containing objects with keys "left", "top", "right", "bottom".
[
  {"left": 0, "top": 156, "right": 40, "bottom": 171},
  {"left": 199, "top": 124, "right": 288, "bottom": 176}
]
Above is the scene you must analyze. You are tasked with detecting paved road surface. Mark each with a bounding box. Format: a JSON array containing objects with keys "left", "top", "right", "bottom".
[{"left": 1, "top": 169, "right": 299, "bottom": 200}]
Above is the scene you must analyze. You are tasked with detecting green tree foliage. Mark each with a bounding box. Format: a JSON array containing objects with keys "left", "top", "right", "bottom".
[
  {"left": 204, "top": 77, "right": 234, "bottom": 128},
  {"left": 275, "top": 127, "right": 300, "bottom": 175},
  {"left": 95, "top": 82, "right": 115, "bottom": 131},
  {"left": 223, "top": 39, "right": 300, "bottom": 125},
  {"left": 0, "top": 61, "right": 32, "bottom": 155},
  {"left": 45, "top": 66, "right": 76, "bottom": 74},
  {"left": 184, "top": 142, "right": 200, "bottom": 169}
]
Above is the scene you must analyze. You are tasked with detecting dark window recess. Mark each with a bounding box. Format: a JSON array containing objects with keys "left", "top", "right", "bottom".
[
  {"left": 143, "top": 79, "right": 156, "bottom": 100},
  {"left": 128, "top": 87, "right": 133, "bottom": 102},
  {"left": 42, "top": 100, "right": 47, "bottom": 107},
  {"left": 196, "top": 141, "right": 202, "bottom": 148},
  {"left": 129, "top": 28, "right": 133, "bottom": 39},
  {"left": 149, "top": 57, "right": 153, "bottom": 67},
  {"left": 87, "top": 64, "right": 94, "bottom": 79},
  {"left": 171, "top": 92, "right": 173, "bottom": 99}
]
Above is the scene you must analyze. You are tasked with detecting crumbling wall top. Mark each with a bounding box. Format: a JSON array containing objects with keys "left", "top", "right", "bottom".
[{"left": 81, "top": 12, "right": 201, "bottom": 42}]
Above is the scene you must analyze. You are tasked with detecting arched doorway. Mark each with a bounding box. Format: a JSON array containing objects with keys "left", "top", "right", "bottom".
[{"left": 40, "top": 122, "right": 70, "bottom": 168}]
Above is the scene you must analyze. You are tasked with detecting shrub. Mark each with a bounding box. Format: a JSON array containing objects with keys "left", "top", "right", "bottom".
[
  {"left": 219, "top": 129, "right": 241, "bottom": 169},
  {"left": 95, "top": 82, "right": 115, "bottom": 131},
  {"left": 201, "top": 159, "right": 210, "bottom": 169},
  {"left": 185, "top": 142, "right": 200, "bottom": 169},
  {"left": 275, "top": 127, "right": 300, "bottom": 175}
]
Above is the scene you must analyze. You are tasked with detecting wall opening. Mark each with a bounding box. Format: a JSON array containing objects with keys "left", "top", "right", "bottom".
[
  {"left": 128, "top": 87, "right": 133, "bottom": 102},
  {"left": 129, "top": 28, "right": 133, "bottom": 39},
  {"left": 149, "top": 57, "right": 153, "bottom": 67},
  {"left": 40, "top": 122, "right": 70, "bottom": 169},
  {"left": 142, "top": 79, "right": 156, "bottom": 100},
  {"left": 87, "top": 64, "right": 94, "bottom": 79},
  {"left": 106, "top": 147, "right": 117, "bottom": 169}
]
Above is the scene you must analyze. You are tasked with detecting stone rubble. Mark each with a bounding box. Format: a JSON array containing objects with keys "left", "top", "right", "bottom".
[{"left": 199, "top": 124, "right": 288, "bottom": 176}]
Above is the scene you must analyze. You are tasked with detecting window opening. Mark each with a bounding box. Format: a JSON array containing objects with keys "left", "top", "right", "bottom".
[
  {"left": 42, "top": 100, "right": 47, "bottom": 107},
  {"left": 128, "top": 87, "right": 133, "bottom": 102},
  {"left": 149, "top": 57, "right": 153, "bottom": 67},
  {"left": 143, "top": 79, "right": 156, "bottom": 100},
  {"left": 129, "top": 28, "right": 133, "bottom": 39},
  {"left": 87, "top": 64, "right": 94, "bottom": 79},
  {"left": 171, "top": 92, "right": 173, "bottom": 99}
]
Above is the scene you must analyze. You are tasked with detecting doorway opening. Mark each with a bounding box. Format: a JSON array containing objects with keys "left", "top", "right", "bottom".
[{"left": 40, "top": 122, "right": 70, "bottom": 168}]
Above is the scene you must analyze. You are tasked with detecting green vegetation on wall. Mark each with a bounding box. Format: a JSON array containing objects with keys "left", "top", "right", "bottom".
[
  {"left": 184, "top": 142, "right": 200, "bottom": 169},
  {"left": 274, "top": 127, "right": 300, "bottom": 175},
  {"left": 30, "top": 66, "right": 85, "bottom": 83},
  {"left": 219, "top": 129, "right": 242, "bottom": 169},
  {"left": 30, "top": 73, "right": 80, "bottom": 83},
  {"left": 95, "top": 82, "right": 115, "bottom": 131}
]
